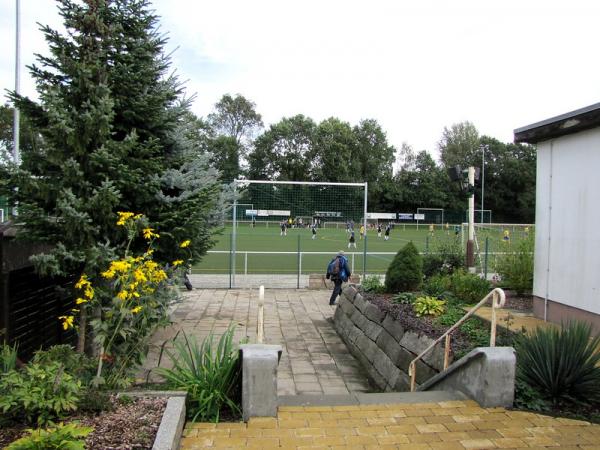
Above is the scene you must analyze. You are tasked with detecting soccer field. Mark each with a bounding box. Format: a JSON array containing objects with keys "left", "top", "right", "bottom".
[{"left": 192, "top": 223, "right": 531, "bottom": 275}]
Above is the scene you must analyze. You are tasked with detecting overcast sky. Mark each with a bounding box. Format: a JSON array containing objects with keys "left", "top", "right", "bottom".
[{"left": 1, "top": 0, "right": 600, "bottom": 162}]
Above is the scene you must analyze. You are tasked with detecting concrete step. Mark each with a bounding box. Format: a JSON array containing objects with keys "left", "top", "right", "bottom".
[{"left": 278, "top": 390, "right": 469, "bottom": 407}]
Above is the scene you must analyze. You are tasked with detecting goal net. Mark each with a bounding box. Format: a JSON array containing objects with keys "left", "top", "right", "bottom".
[
  {"left": 203, "top": 180, "right": 368, "bottom": 288},
  {"left": 416, "top": 208, "right": 444, "bottom": 224}
]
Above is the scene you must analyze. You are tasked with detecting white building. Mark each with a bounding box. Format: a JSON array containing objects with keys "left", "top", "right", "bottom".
[{"left": 514, "top": 103, "right": 600, "bottom": 333}]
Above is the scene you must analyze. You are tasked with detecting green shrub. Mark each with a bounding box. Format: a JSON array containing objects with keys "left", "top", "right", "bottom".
[
  {"left": 413, "top": 296, "right": 446, "bottom": 317},
  {"left": 32, "top": 345, "right": 96, "bottom": 386},
  {"left": 422, "top": 239, "right": 465, "bottom": 277},
  {"left": 6, "top": 422, "right": 92, "bottom": 450},
  {"left": 0, "top": 343, "right": 18, "bottom": 374},
  {"left": 361, "top": 275, "right": 384, "bottom": 293},
  {"left": 0, "top": 363, "right": 81, "bottom": 426},
  {"left": 392, "top": 292, "right": 417, "bottom": 305},
  {"left": 77, "top": 389, "right": 113, "bottom": 414},
  {"left": 449, "top": 270, "right": 490, "bottom": 304},
  {"left": 496, "top": 234, "right": 534, "bottom": 294},
  {"left": 385, "top": 242, "right": 422, "bottom": 293},
  {"left": 423, "top": 274, "right": 452, "bottom": 298},
  {"left": 156, "top": 326, "right": 241, "bottom": 422},
  {"left": 513, "top": 379, "right": 550, "bottom": 412},
  {"left": 515, "top": 321, "right": 600, "bottom": 404}
]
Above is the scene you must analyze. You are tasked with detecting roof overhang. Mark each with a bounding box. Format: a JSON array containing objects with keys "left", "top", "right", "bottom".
[{"left": 514, "top": 102, "right": 600, "bottom": 144}]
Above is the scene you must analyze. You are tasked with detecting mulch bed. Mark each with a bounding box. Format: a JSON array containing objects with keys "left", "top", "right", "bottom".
[
  {"left": 500, "top": 290, "right": 533, "bottom": 311},
  {"left": 0, "top": 396, "right": 167, "bottom": 449},
  {"left": 363, "top": 293, "right": 476, "bottom": 357}
]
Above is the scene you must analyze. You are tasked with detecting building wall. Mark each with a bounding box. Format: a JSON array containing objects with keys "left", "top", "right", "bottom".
[{"left": 534, "top": 127, "right": 600, "bottom": 319}]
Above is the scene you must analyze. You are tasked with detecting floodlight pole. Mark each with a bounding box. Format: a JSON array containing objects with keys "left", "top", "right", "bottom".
[
  {"left": 481, "top": 144, "right": 487, "bottom": 223},
  {"left": 13, "top": 0, "right": 20, "bottom": 166},
  {"left": 466, "top": 166, "right": 475, "bottom": 273},
  {"left": 232, "top": 181, "right": 238, "bottom": 287}
]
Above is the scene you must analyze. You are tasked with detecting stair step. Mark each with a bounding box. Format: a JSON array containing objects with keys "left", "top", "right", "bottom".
[{"left": 278, "top": 390, "right": 469, "bottom": 407}]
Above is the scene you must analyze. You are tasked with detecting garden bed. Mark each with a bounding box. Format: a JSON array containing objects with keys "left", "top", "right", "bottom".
[{"left": 0, "top": 396, "right": 167, "bottom": 449}]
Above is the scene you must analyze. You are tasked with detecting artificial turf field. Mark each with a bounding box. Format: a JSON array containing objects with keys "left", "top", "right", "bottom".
[{"left": 192, "top": 223, "right": 532, "bottom": 275}]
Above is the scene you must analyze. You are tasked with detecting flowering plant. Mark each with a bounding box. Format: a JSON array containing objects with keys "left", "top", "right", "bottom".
[{"left": 60, "top": 212, "right": 191, "bottom": 388}]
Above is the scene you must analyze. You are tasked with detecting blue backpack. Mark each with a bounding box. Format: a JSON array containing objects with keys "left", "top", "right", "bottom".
[{"left": 327, "top": 256, "right": 347, "bottom": 281}]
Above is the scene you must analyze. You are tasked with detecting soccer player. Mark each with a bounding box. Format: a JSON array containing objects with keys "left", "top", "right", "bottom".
[
  {"left": 429, "top": 223, "right": 434, "bottom": 237},
  {"left": 384, "top": 224, "right": 391, "bottom": 241},
  {"left": 359, "top": 224, "right": 365, "bottom": 239},
  {"left": 445, "top": 222, "right": 450, "bottom": 235},
  {"left": 377, "top": 224, "right": 382, "bottom": 238},
  {"left": 503, "top": 229, "right": 510, "bottom": 242},
  {"left": 280, "top": 221, "right": 287, "bottom": 236},
  {"left": 348, "top": 230, "right": 357, "bottom": 248},
  {"left": 311, "top": 223, "right": 317, "bottom": 240},
  {"left": 524, "top": 226, "right": 530, "bottom": 237}
]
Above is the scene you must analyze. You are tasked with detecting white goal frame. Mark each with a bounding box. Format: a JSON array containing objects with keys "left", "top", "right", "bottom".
[
  {"left": 231, "top": 179, "right": 368, "bottom": 287},
  {"left": 416, "top": 208, "right": 444, "bottom": 224}
]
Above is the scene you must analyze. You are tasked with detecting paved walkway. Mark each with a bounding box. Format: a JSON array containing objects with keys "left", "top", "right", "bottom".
[
  {"left": 141, "top": 289, "right": 372, "bottom": 395},
  {"left": 180, "top": 398, "right": 600, "bottom": 449}
]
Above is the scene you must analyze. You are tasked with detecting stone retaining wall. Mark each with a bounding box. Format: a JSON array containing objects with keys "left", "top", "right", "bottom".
[{"left": 333, "top": 286, "right": 450, "bottom": 391}]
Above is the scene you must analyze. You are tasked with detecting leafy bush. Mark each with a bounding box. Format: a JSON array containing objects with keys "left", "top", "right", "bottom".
[
  {"left": 385, "top": 242, "right": 422, "bottom": 293},
  {"left": 0, "top": 363, "right": 81, "bottom": 426},
  {"left": 77, "top": 389, "right": 113, "bottom": 415},
  {"left": 515, "top": 321, "right": 600, "bottom": 404},
  {"left": 0, "top": 343, "right": 18, "bottom": 374},
  {"left": 496, "top": 234, "right": 534, "bottom": 294},
  {"left": 392, "top": 292, "right": 417, "bottom": 305},
  {"left": 6, "top": 422, "right": 92, "bottom": 450},
  {"left": 423, "top": 274, "right": 452, "bottom": 298},
  {"left": 422, "top": 239, "right": 464, "bottom": 277},
  {"left": 513, "top": 379, "right": 550, "bottom": 412},
  {"left": 449, "top": 270, "right": 490, "bottom": 304},
  {"left": 32, "top": 345, "right": 96, "bottom": 386},
  {"left": 413, "top": 296, "right": 446, "bottom": 317},
  {"left": 157, "top": 326, "right": 242, "bottom": 422},
  {"left": 361, "top": 275, "right": 384, "bottom": 293}
]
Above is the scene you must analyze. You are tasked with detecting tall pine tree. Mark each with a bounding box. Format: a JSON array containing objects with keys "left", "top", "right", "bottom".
[{"left": 3, "top": 0, "right": 223, "bottom": 276}]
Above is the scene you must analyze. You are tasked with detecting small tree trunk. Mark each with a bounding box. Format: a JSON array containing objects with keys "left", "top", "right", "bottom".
[{"left": 76, "top": 307, "right": 87, "bottom": 353}]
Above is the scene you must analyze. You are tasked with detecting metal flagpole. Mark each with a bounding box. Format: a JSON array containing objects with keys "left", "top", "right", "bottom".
[
  {"left": 13, "top": 0, "right": 21, "bottom": 166},
  {"left": 363, "top": 182, "right": 368, "bottom": 281}
]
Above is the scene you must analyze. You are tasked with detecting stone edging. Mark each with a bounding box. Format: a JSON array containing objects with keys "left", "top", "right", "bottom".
[
  {"left": 118, "top": 391, "right": 187, "bottom": 450},
  {"left": 333, "top": 286, "right": 449, "bottom": 391}
]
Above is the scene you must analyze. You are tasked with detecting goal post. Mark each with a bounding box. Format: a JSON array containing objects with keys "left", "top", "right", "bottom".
[
  {"left": 231, "top": 179, "right": 368, "bottom": 287},
  {"left": 416, "top": 208, "right": 444, "bottom": 224}
]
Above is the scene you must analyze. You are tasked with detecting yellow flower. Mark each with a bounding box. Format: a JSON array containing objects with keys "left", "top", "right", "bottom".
[
  {"left": 75, "top": 298, "right": 88, "bottom": 305},
  {"left": 58, "top": 315, "right": 75, "bottom": 330},
  {"left": 84, "top": 286, "right": 94, "bottom": 300},
  {"left": 75, "top": 274, "right": 90, "bottom": 290},
  {"left": 133, "top": 269, "right": 147, "bottom": 282},
  {"left": 150, "top": 269, "right": 167, "bottom": 283},
  {"left": 116, "top": 211, "right": 135, "bottom": 226},
  {"left": 131, "top": 306, "right": 142, "bottom": 314},
  {"left": 117, "top": 290, "right": 128, "bottom": 301},
  {"left": 133, "top": 292, "right": 140, "bottom": 298},
  {"left": 110, "top": 260, "right": 131, "bottom": 273},
  {"left": 180, "top": 240, "right": 191, "bottom": 248},
  {"left": 143, "top": 228, "right": 160, "bottom": 240},
  {"left": 101, "top": 269, "right": 116, "bottom": 279},
  {"left": 172, "top": 260, "right": 183, "bottom": 267}
]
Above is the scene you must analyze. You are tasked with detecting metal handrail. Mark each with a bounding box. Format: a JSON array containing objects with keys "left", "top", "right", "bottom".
[{"left": 408, "top": 287, "right": 506, "bottom": 392}]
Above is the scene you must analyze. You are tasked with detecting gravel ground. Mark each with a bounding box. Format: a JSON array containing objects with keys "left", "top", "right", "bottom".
[{"left": 0, "top": 396, "right": 167, "bottom": 450}]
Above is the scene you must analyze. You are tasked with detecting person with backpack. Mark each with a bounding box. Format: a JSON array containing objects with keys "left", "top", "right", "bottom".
[{"left": 326, "top": 250, "right": 351, "bottom": 305}]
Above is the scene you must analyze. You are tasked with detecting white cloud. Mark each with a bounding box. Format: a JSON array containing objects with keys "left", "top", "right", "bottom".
[{"left": 2, "top": 0, "right": 600, "bottom": 161}]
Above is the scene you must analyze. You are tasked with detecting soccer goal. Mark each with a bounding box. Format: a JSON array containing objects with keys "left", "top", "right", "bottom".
[
  {"left": 224, "top": 180, "right": 368, "bottom": 288},
  {"left": 465, "top": 209, "right": 492, "bottom": 224}
]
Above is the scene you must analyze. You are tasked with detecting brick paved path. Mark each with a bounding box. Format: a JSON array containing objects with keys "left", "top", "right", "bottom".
[
  {"left": 180, "top": 399, "right": 600, "bottom": 449},
  {"left": 141, "top": 289, "right": 372, "bottom": 395}
]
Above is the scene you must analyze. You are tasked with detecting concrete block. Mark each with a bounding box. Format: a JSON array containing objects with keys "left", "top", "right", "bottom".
[
  {"left": 353, "top": 293, "right": 368, "bottom": 313},
  {"left": 376, "top": 330, "right": 402, "bottom": 364},
  {"left": 399, "top": 331, "right": 447, "bottom": 371},
  {"left": 340, "top": 296, "right": 358, "bottom": 317},
  {"left": 239, "top": 344, "right": 282, "bottom": 422},
  {"left": 372, "top": 350, "right": 400, "bottom": 387},
  {"left": 364, "top": 302, "right": 386, "bottom": 323},
  {"left": 393, "top": 370, "right": 411, "bottom": 391},
  {"left": 363, "top": 320, "right": 383, "bottom": 342},
  {"left": 152, "top": 396, "right": 186, "bottom": 450},
  {"left": 342, "top": 285, "right": 358, "bottom": 302},
  {"left": 345, "top": 323, "right": 363, "bottom": 345},
  {"left": 355, "top": 334, "right": 380, "bottom": 363},
  {"left": 418, "top": 347, "right": 516, "bottom": 408},
  {"left": 381, "top": 314, "right": 405, "bottom": 343},
  {"left": 350, "top": 308, "right": 369, "bottom": 330}
]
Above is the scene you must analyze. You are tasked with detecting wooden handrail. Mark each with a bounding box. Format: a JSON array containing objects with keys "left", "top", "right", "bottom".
[
  {"left": 257, "top": 285, "right": 265, "bottom": 344},
  {"left": 408, "top": 287, "right": 506, "bottom": 392}
]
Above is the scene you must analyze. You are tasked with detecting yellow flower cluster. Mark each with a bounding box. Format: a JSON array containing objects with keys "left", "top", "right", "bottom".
[
  {"left": 58, "top": 315, "right": 74, "bottom": 331},
  {"left": 180, "top": 240, "right": 191, "bottom": 248},
  {"left": 101, "top": 255, "right": 167, "bottom": 303},
  {"left": 143, "top": 227, "right": 160, "bottom": 240},
  {"left": 116, "top": 211, "right": 142, "bottom": 226},
  {"left": 74, "top": 274, "right": 95, "bottom": 305}
]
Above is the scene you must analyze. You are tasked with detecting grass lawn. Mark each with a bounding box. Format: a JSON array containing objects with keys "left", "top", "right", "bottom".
[{"left": 192, "top": 223, "right": 531, "bottom": 275}]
